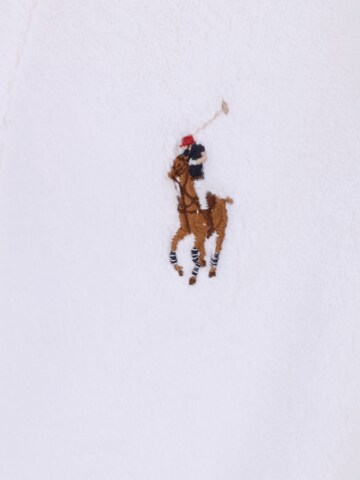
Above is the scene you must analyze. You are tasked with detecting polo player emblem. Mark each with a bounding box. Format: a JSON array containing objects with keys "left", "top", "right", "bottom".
[{"left": 168, "top": 135, "right": 233, "bottom": 285}]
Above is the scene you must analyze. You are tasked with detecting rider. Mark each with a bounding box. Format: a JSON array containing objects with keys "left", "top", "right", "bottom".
[{"left": 180, "top": 135, "right": 214, "bottom": 238}]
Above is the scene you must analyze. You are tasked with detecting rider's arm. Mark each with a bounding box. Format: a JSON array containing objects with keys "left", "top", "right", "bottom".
[
  {"left": 198, "top": 152, "right": 208, "bottom": 164},
  {"left": 189, "top": 152, "right": 207, "bottom": 165}
]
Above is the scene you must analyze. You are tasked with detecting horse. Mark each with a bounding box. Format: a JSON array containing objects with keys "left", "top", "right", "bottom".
[{"left": 168, "top": 154, "right": 233, "bottom": 285}]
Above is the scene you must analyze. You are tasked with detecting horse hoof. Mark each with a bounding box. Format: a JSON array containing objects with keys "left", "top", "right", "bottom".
[
  {"left": 174, "top": 265, "right": 183, "bottom": 276},
  {"left": 189, "top": 276, "right": 197, "bottom": 285},
  {"left": 209, "top": 269, "right": 216, "bottom": 278}
]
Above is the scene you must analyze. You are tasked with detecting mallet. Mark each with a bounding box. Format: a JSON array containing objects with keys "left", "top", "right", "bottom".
[{"left": 193, "top": 100, "right": 229, "bottom": 135}]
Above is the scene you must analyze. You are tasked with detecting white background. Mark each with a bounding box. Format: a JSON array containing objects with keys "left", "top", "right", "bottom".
[{"left": 0, "top": 1, "right": 360, "bottom": 479}]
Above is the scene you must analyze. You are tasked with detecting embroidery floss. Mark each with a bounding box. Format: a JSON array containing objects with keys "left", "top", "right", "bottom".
[
  {"left": 193, "top": 100, "right": 229, "bottom": 135},
  {"left": 168, "top": 154, "right": 233, "bottom": 285}
]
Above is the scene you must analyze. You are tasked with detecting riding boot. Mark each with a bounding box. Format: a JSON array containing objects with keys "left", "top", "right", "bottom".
[{"left": 201, "top": 209, "right": 214, "bottom": 238}]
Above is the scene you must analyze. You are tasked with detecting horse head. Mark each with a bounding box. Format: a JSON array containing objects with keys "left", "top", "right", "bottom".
[{"left": 168, "top": 155, "right": 188, "bottom": 181}]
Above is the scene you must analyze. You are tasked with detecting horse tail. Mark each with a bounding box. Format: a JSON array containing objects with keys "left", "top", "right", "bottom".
[{"left": 223, "top": 196, "right": 234, "bottom": 205}]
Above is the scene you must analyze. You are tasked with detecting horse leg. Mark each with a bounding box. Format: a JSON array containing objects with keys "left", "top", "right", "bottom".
[
  {"left": 170, "top": 227, "right": 188, "bottom": 276},
  {"left": 189, "top": 234, "right": 206, "bottom": 285},
  {"left": 209, "top": 225, "right": 226, "bottom": 278}
]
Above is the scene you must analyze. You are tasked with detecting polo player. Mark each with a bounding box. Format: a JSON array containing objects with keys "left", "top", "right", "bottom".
[{"left": 180, "top": 135, "right": 214, "bottom": 238}]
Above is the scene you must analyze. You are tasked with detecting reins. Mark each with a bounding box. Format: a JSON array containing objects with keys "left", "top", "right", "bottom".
[{"left": 172, "top": 163, "right": 199, "bottom": 215}]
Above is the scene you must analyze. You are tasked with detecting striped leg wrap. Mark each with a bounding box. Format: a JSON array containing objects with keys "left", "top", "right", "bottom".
[
  {"left": 210, "top": 252, "right": 219, "bottom": 267},
  {"left": 192, "top": 261, "right": 201, "bottom": 277},
  {"left": 169, "top": 251, "right": 177, "bottom": 265},
  {"left": 191, "top": 248, "right": 200, "bottom": 263}
]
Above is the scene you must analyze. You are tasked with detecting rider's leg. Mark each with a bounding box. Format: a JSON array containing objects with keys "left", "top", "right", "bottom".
[{"left": 193, "top": 179, "right": 208, "bottom": 209}]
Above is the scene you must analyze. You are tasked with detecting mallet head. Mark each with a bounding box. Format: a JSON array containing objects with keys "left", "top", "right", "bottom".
[{"left": 222, "top": 100, "right": 229, "bottom": 115}]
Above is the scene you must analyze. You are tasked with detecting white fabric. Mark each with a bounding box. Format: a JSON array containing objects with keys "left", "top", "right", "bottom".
[
  {"left": 193, "top": 178, "right": 208, "bottom": 209},
  {"left": 1, "top": 3, "right": 360, "bottom": 480}
]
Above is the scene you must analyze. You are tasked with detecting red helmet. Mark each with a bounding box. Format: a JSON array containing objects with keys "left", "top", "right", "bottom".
[{"left": 180, "top": 135, "right": 195, "bottom": 147}]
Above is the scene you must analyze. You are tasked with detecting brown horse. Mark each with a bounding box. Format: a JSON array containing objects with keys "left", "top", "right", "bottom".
[{"left": 168, "top": 155, "right": 233, "bottom": 284}]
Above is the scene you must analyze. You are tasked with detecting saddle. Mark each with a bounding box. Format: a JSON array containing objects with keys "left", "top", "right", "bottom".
[
  {"left": 177, "top": 190, "right": 216, "bottom": 238},
  {"left": 178, "top": 191, "right": 216, "bottom": 214}
]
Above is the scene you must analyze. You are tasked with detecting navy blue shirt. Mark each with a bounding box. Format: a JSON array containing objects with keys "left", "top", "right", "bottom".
[{"left": 183, "top": 143, "right": 205, "bottom": 178}]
